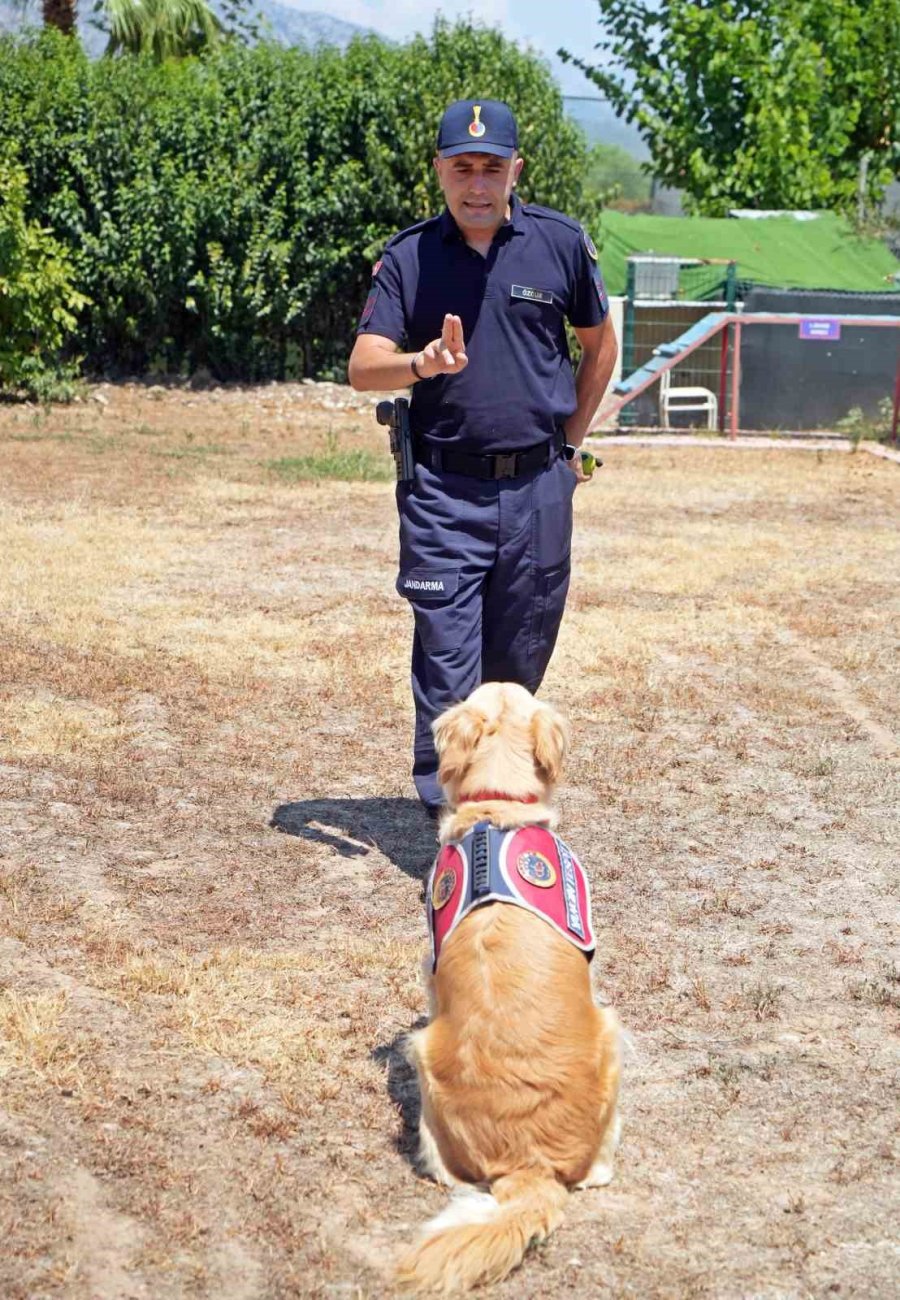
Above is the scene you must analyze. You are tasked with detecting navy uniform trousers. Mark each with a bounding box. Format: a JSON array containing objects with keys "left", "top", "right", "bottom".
[{"left": 396, "top": 451, "right": 576, "bottom": 808}]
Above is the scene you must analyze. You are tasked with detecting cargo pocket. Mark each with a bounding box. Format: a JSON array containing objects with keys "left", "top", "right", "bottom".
[
  {"left": 396, "top": 567, "right": 462, "bottom": 652},
  {"left": 527, "top": 560, "right": 571, "bottom": 661},
  {"left": 531, "top": 457, "right": 576, "bottom": 571}
]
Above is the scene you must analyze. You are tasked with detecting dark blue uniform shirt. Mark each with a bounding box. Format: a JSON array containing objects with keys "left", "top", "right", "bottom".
[{"left": 357, "top": 195, "right": 609, "bottom": 452}]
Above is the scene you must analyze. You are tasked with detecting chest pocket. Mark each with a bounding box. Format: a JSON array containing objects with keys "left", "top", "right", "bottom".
[{"left": 508, "top": 284, "right": 566, "bottom": 339}]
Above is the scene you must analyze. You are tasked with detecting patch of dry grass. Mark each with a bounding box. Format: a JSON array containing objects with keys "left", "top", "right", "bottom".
[
  {"left": 0, "top": 692, "right": 125, "bottom": 761},
  {"left": 113, "top": 941, "right": 422, "bottom": 1097},
  {"left": 0, "top": 991, "right": 92, "bottom": 1092},
  {"left": 848, "top": 963, "right": 900, "bottom": 1009}
]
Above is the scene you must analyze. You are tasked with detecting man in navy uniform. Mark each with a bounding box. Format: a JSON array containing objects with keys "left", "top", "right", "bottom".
[{"left": 348, "top": 98, "right": 618, "bottom": 816}]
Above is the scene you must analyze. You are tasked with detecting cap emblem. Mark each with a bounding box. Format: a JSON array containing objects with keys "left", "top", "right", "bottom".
[{"left": 468, "top": 105, "right": 486, "bottom": 138}]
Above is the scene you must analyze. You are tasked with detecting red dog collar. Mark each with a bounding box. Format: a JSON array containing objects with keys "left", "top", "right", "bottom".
[{"left": 458, "top": 791, "right": 540, "bottom": 805}]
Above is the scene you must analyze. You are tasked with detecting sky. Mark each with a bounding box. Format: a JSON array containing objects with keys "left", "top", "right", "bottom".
[{"left": 301, "top": 1, "right": 606, "bottom": 97}]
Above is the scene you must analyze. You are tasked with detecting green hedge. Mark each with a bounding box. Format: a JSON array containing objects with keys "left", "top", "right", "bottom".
[
  {"left": 0, "top": 22, "right": 598, "bottom": 381},
  {"left": 0, "top": 145, "right": 88, "bottom": 397}
]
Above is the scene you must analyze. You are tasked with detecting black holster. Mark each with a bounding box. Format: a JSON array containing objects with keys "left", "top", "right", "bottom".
[{"left": 375, "top": 397, "right": 415, "bottom": 483}]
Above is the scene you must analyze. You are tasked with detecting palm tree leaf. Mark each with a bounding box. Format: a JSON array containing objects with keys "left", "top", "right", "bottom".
[{"left": 104, "top": 0, "right": 223, "bottom": 59}]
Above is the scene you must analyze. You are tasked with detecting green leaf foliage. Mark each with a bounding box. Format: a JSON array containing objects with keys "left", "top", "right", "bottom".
[
  {"left": 563, "top": 0, "right": 900, "bottom": 216},
  {"left": 0, "top": 20, "right": 597, "bottom": 381},
  {"left": 103, "top": 0, "right": 224, "bottom": 61},
  {"left": 0, "top": 143, "right": 89, "bottom": 397}
]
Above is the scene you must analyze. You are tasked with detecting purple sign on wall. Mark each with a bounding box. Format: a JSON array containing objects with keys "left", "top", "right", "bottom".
[{"left": 799, "top": 318, "right": 842, "bottom": 341}]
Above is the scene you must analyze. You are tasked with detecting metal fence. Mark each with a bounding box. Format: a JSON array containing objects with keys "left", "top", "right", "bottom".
[
  {"left": 596, "top": 308, "right": 900, "bottom": 437},
  {"left": 616, "top": 261, "right": 900, "bottom": 434},
  {"left": 620, "top": 256, "right": 738, "bottom": 429}
]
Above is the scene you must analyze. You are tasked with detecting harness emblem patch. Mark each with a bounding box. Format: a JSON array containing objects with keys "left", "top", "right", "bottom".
[
  {"left": 432, "top": 866, "right": 456, "bottom": 910},
  {"left": 468, "top": 105, "right": 486, "bottom": 138},
  {"left": 556, "top": 840, "right": 586, "bottom": 939},
  {"left": 516, "top": 850, "right": 556, "bottom": 888}
]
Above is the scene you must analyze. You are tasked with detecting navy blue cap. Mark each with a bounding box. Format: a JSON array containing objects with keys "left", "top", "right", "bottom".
[{"left": 436, "top": 99, "right": 518, "bottom": 159}]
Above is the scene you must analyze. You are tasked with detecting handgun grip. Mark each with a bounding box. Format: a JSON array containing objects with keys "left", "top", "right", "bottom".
[{"left": 375, "top": 400, "right": 395, "bottom": 427}]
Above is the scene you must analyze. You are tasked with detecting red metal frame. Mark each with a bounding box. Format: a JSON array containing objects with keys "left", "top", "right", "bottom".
[
  {"left": 729, "top": 321, "right": 742, "bottom": 439},
  {"left": 718, "top": 324, "right": 729, "bottom": 434}
]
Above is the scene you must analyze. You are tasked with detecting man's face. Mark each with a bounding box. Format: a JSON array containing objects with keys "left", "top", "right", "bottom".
[{"left": 433, "top": 152, "right": 524, "bottom": 237}]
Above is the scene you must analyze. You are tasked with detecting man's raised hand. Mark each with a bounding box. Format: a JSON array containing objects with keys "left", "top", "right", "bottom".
[{"left": 417, "top": 314, "right": 468, "bottom": 377}]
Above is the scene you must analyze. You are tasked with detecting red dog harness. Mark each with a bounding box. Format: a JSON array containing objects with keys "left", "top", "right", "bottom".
[{"left": 427, "top": 821, "right": 595, "bottom": 970}]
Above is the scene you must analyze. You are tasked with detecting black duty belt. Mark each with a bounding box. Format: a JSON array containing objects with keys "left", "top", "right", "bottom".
[{"left": 414, "top": 434, "right": 561, "bottom": 481}]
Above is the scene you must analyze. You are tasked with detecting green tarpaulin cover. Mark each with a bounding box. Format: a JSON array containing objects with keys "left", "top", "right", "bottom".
[{"left": 596, "top": 211, "right": 900, "bottom": 297}]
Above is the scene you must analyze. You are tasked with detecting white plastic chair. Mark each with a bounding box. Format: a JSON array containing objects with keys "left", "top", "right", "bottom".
[{"left": 658, "top": 366, "right": 718, "bottom": 430}]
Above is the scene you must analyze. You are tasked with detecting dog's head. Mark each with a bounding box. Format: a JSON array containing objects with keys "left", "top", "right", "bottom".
[{"left": 432, "top": 682, "right": 568, "bottom": 811}]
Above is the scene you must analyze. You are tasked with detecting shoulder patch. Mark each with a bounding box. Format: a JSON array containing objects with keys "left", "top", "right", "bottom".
[
  {"left": 582, "top": 228, "right": 598, "bottom": 261},
  {"left": 359, "top": 287, "right": 379, "bottom": 326},
  {"left": 594, "top": 269, "right": 609, "bottom": 314},
  {"left": 371, "top": 258, "right": 383, "bottom": 278}
]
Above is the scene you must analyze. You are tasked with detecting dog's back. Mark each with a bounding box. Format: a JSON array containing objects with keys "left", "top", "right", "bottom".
[{"left": 421, "top": 904, "right": 609, "bottom": 1187}]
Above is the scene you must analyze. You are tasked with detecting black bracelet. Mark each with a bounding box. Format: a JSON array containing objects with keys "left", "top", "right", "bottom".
[{"left": 410, "top": 353, "right": 426, "bottom": 381}]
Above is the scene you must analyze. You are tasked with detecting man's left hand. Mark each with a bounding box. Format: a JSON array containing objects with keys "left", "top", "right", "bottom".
[{"left": 564, "top": 449, "right": 591, "bottom": 485}]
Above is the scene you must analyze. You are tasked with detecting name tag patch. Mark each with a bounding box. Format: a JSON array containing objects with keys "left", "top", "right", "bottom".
[
  {"left": 404, "top": 578, "right": 445, "bottom": 592},
  {"left": 511, "top": 284, "right": 554, "bottom": 306},
  {"left": 396, "top": 568, "right": 460, "bottom": 602}
]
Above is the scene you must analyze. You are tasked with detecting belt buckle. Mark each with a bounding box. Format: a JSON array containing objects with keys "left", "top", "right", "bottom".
[{"left": 493, "top": 453, "right": 518, "bottom": 479}]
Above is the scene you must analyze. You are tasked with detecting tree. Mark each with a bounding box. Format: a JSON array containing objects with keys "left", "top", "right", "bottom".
[
  {"left": 42, "top": 0, "right": 76, "bottom": 37},
  {"left": 16, "top": 0, "right": 223, "bottom": 58},
  {"left": 102, "top": 0, "right": 222, "bottom": 59},
  {"left": 585, "top": 143, "right": 652, "bottom": 209},
  {"left": 561, "top": 0, "right": 900, "bottom": 216}
]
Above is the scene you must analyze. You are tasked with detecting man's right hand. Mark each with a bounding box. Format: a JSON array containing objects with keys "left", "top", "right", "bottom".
[
  {"left": 347, "top": 315, "right": 468, "bottom": 392},
  {"left": 415, "top": 314, "right": 468, "bottom": 379}
]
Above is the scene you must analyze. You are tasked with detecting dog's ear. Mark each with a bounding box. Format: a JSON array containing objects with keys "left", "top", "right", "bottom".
[
  {"left": 531, "top": 703, "right": 568, "bottom": 785},
  {"left": 433, "top": 701, "right": 486, "bottom": 783}
]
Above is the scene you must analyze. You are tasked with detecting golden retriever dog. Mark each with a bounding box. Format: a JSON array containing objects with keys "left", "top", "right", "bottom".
[{"left": 396, "top": 682, "right": 620, "bottom": 1294}]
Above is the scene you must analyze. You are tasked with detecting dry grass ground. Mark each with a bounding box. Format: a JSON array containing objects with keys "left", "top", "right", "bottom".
[{"left": 0, "top": 382, "right": 897, "bottom": 1300}]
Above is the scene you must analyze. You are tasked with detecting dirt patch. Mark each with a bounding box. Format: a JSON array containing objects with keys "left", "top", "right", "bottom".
[{"left": 1, "top": 385, "right": 898, "bottom": 1298}]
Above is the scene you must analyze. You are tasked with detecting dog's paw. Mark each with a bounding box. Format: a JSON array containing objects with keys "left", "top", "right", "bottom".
[{"left": 578, "top": 1160, "right": 615, "bottom": 1189}]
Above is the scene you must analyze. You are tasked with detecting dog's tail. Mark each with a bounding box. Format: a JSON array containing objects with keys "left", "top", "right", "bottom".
[{"left": 395, "top": 1168, "right": 568, "bottom": 1293}]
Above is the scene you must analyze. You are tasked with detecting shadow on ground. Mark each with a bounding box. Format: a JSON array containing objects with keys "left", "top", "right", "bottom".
[
  {"left": 372, "top": 1021, "right": 428, "bottom": 1170},
  {"left": 271, "top": 796, "right": 435, "bottom": 880}
]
